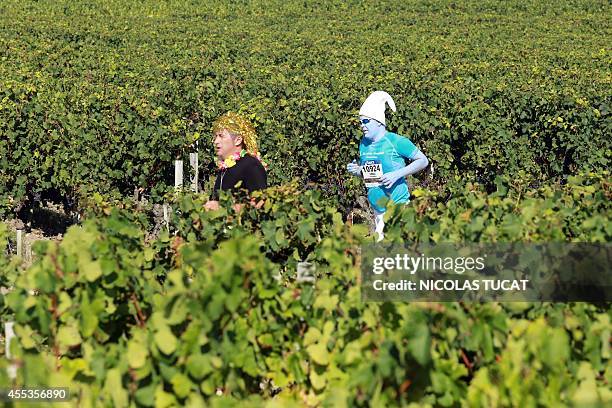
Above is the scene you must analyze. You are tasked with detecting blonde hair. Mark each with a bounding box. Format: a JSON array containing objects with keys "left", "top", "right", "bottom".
[{"left": 212, "top": 112, "right": 258, "bottom": 153}]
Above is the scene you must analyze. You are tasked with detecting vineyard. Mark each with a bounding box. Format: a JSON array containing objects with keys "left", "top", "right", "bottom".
[{"left": 1, "top": 0, "right": 611, "bottom": 406}]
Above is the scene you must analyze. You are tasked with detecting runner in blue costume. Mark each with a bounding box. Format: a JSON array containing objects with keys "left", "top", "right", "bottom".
[{"left": 347, "top": 91, "right": 429, "bottom": 240}]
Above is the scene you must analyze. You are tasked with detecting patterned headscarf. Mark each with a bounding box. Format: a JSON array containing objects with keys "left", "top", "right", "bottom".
[{"left": 212, "top": 112, "right": 258, "bottom": 153}]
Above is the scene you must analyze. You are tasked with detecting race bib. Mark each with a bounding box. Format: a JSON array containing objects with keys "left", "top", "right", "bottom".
[{"left": 361, "top": 160, "right": 383, "bottom": 188}]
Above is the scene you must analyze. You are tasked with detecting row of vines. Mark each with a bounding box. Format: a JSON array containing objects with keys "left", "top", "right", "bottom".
[
  {"left": 0, "top": 0, "right": 610, "bottom": 406},
  {"left": 1, "top": 0, "right": 610, "bottom": 217},
  {"left": 1, "top": 175, "right": 610, "bottom": 406}
]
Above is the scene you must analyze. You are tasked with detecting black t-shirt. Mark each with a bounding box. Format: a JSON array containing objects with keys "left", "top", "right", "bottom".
[{"left": 212, "top": 154, "right": 267, "bottom": 198}]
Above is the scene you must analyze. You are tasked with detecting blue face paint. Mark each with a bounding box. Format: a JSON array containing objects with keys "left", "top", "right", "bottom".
[{"left": 360, "top": 116, "right": 385, "bottom": 141}]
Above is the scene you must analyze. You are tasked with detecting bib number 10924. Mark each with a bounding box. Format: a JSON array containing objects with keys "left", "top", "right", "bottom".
[{"left": 361, "top": 160, "right": 383, "bottom": 188}]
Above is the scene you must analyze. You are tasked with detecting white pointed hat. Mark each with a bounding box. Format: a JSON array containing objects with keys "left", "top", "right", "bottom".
[{"left": 359, "top": 91, "right": 396, "bottom": 125}]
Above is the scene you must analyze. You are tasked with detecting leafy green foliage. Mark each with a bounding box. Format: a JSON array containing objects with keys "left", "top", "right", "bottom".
[
  {"left": 0, "top": 0, "right": 610, "bottom": 405},
  {"left": 0, "top": 0, "right": 610, "bottom": 216},
  {"left": 0, "top": 223, "right": 20, "bottom": 324},
  {"left": 1, "top": 179, "right": 610, "bottom": 406},
  {"left": 385, "top": 171, "right": 611, "bottom": 243}
]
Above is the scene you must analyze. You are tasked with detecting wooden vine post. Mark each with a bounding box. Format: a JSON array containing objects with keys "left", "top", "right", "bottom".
[
  {"left": 15, "top": 229, "right": 22, "bottom": 259},
  {"left": 5, "top": 321, "right": 16, "bottom": 379},
  {"left": 190, "top": 152, "right": 199, "bottom": 193},
  {"left": 174, "top": 160, "right": 183, "bottom": 190}
]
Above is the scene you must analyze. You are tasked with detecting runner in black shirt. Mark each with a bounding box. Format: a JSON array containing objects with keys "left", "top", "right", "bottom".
[{"left": 204, "top": 112, "right": 267, "bottom": 211}]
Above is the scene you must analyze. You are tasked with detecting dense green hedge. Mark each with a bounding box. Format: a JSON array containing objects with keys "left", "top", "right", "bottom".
[
  {"left": 385, "top": 172, "right": 611, "bottom": 243},
  {"left": 0, "top": 1, "right": 610, "bottom": 405},
  {"left": 1, "top": 176, "right": 610, "bottom": 406},
  {"left": 1, "top": 0, "right": 610, "bottom": 216}
]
